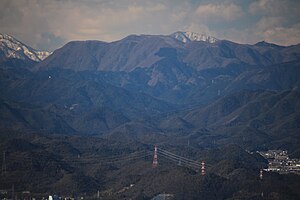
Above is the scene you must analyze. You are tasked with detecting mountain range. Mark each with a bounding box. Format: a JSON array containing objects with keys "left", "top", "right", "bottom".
[
  {"left": 1, "top": 31, "right": 300, "bottom": 199},
  {"left": 1, "top": 31, "right": 300, "bottom": 153}
]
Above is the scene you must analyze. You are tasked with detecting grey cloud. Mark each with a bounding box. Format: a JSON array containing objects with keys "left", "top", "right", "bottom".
[
  {"left": 0, "top": 1, "right": 23, "bottom": 26},
  {"left": 249, "top": 0, "right": 300, "bottom": 28},
  {"left": 196, "top": 3, "right": 243, "bottom": 22},
  {"left": 36, "top": 32, "right": 66, "bottom": 51},
  {"left": 247, "top": 0, "right": 300, "bottom": 45},
  {"left": 0, "top": 0, "right": 299, "bottom": 50}
]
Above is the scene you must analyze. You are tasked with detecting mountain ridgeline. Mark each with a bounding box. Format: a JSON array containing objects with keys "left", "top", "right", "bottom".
[{"left": 1, "top": 32, "right": 300, "bottom": 153}]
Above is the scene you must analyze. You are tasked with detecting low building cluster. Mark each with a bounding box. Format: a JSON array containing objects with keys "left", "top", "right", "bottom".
[{"left": 258, "top": 150, "right": 300, "bottom": 174}]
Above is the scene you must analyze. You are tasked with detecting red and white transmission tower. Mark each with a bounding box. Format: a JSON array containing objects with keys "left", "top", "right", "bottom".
[
  {"left": 152, "top": 145, "right": 158, "bottom": 168},
  {"left": 201, "top": 161, "right": 205, "bottom": 176}
]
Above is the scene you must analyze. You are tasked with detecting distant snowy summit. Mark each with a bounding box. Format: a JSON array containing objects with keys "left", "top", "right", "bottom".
[
  {"left": 170, "top": 31, "right": 218, "bottom": 43},
  {"left": 0, "top": 33, "right": 51, "bottom": 62}
]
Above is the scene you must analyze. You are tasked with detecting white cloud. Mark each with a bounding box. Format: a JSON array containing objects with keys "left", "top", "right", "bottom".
[{"left": 196, "top": 3, "right": 243, "bottom": 22}]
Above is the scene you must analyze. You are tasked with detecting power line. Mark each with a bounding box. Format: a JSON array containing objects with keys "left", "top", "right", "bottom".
[
  {"left": 158, "top": 153, "right": 200, "bottom": 170},
  {"left": 157, "top": 151, "right": 201, "bottom": 168},
  {"left": 158, "top": 148, "right": 209, "bottom": 166},
  {"left": 158, "top": 148, "right": 201, "bottom": 164},
  {"left": 80, "top": 150, "right": 149, "bottom": 160},
  {"left": 3, "top": 146, "right": 212, "bottom": 174},
  {"left": 157, "top": 147, "right": 212, "bottom": 173},
  {"left": 6, "top": 150, "right": 152, "bottom": 166},
  {"left": 65, "top": 151, "right": 152, "bottom": 164}
]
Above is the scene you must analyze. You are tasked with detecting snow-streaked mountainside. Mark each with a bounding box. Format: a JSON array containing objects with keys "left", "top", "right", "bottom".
[
  {"left": 0, "top": 33, "right": 51, "bottom": 62},
  {"left": 170, "top": 31, "right": 218, "bottom": 43}
]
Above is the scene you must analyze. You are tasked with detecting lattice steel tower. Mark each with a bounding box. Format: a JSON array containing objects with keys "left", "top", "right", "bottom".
[{"left": 152, "top": 145, "right": 158, "bottom": 168}]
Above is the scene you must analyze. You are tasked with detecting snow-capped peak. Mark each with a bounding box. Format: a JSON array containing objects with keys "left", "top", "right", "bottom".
[
  {"left": 0, "top": 33, "right": 51, "bottom": 62},
  {"left": 170, "top": 31, "right": 218, "bottom": 43}
]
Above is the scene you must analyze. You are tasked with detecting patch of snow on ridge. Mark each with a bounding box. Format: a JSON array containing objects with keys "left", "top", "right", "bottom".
[{"left": 170, "top": 31, "right": 218, "bottom": 43}]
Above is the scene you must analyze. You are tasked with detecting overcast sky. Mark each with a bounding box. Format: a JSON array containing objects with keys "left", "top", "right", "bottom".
[{"left": 1, "top": 0, "right": 300, "bottom": 51}]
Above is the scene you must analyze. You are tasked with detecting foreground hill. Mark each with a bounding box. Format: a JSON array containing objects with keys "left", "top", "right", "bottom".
[{"left": 1, "top": 133, "right": 300, "bottom": 200}]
